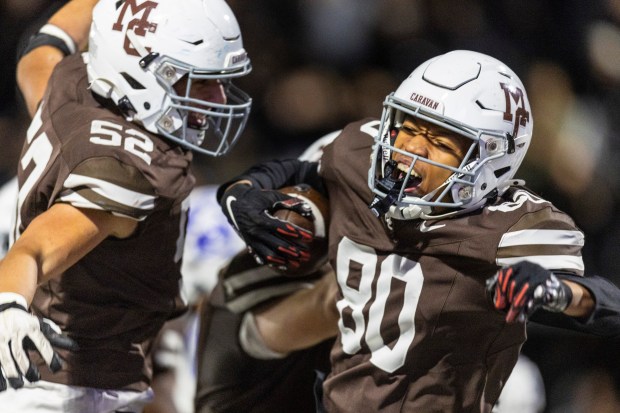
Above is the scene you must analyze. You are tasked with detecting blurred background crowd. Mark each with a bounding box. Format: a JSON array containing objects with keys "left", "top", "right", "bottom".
[{"left": 1, "top": 0, "right": 619, "bottom": 412}]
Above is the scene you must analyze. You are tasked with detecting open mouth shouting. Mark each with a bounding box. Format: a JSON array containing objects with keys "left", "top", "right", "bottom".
[
  {"left": 188, "top": 111, "right": 209, "bottom": 130},
  {"left": 394, "top": 161, "right": 422, "bottom": 194}
]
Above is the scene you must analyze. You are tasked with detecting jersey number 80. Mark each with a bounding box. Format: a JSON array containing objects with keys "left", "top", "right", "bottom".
[{"left": 336, "top": 237, "right": 424, "bottom": 373}]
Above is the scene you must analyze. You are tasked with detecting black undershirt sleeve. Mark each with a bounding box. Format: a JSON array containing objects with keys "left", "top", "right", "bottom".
[
  {"left": 216, "top": 159, "right": 325, "bottom": 202},
  {"left": 530, "top": 274, "right": 620, "bottom": 337}
]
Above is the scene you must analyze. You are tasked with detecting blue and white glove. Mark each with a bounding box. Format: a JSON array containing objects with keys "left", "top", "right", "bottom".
[{"left": 0, "top": 292, "right": 77, "bottom": 391}]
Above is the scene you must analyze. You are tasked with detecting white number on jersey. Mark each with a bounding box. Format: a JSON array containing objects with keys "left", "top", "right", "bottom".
[
  {"left": 13, "top": 104, "right": 54, "bottom": 243},
  {"left": 336, "top": 236, "right": 424, "bottom": 373},
  {"left": 90, "top": 120, "right": 154, "bottom": 165}
]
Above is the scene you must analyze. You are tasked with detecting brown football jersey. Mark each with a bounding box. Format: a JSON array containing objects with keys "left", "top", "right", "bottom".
[
  {"left": 15, "top": 55, "right": 195, "bottom": 391},
  {"left": 319, "top": 119, "right": 584, "bottom": 412}
]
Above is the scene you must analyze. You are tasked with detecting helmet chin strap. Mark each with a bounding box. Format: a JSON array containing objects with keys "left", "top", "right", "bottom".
[
  {"left": 387, "top": 204, "right": 430, "bottom": 220},
  {"left": 406, "top": 179, "right": 526, "bottom": 221},
  {"left": 85, "top": 51, "right": 138, "bottom": 121},
  {"left": 376, "top": 158, "right": 518, "bottom": 221},
  {"left": 88, "top": 78, "right": 137, "bottom": 121}
]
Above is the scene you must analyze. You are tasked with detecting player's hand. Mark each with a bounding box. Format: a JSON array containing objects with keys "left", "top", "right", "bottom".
[
  {"left": 220, "top": 183, "right": 314, "bottom": 270},
  {"left": 486, "top": 261, "right": 573, "bottom": 323},
  {"left": 0, "top": 293, "right": 78, "bottom": 391}
]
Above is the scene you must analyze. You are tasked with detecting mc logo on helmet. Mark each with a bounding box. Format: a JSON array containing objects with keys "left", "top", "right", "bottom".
[
  {"left": 500, "top": 83, "right": 530, "bottom": 138},
  {"left": 112, "top": 0, "right": 159, "bottom": 57}
]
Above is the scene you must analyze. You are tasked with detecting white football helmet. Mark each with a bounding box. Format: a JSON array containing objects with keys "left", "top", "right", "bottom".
[
  {"left": 368, "top": 50, "right": 533, "bottom": 220},
  {"left": 86, "top": 0, "right": 252, "bottom": 156}
]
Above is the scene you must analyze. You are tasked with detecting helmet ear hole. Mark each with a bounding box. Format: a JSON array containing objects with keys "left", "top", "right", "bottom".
[
  {"left": 120, "top": 73, "right": 145, "bottom": 90},
  {"left": 494, "top": 166, "right": 511, "bottom": 178}
]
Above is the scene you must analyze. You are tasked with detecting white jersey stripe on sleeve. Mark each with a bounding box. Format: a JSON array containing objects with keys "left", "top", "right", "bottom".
[
  {"left": 59, "top": 191, "right": 147, "bottom": 221},
  {"left": 58, "top": 191, "right": 105, "bottom": 211},
  {"left": 63, "top": 173, "right": 156, "bottom": 210},
  {"left": 499, "top": 229, "right": 584, "bottom": 248},
  {"left": 496, "top": 255, "right": 584, "bottom": 272}
]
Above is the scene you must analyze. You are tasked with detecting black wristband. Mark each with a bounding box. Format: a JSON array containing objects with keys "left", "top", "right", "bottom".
[
  {"left": 21, "top": 33, "right": 73, "bottom": 58},
  {"left": 20, "top": 24, "right": 77, "bottom": 59},
  {"left": 0, "top": 301, "right": 27, "bottom": 312}
]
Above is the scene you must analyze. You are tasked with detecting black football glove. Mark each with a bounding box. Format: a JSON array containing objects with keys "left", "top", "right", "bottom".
[
  {"left": 220, "top": 183, "right": 314, "bottom": 271},
  {"left": 0, "top": 293, "right": 78, "bottom": 391},
  {"left": 486, "top": 261, "right": 573, "bottom": 323}
]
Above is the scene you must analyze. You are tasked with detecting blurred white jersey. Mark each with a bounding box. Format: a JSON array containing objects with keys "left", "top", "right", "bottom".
[{"left": 493, "top": 355, "right": 546, "bottom": 413}]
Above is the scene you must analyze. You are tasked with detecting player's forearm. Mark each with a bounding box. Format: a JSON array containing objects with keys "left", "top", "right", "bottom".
[
  {"left": 529, "top": 273, "right": 620, "bottom": 336},
  {"left": 255, "top": 271, "right": 339, "bottom": 353},
  {"left": 563, "top": 280, "right": 594, "bottom": 318},
  {"left": 17, "top": 46, "right": 65, "bottom": 117},
  {"left": 17, "top": 0, "right": 98, "bottom": 117},
  {"left": 48, "top": 0, "right": 99, "bottom": 52},
  {"left": 0, "top": 248, "right": 39, "bottom": 304},
  {"left": 0, "top": 205, "right": 136, "bottom": 305},
  {"left": 0, "top": 224, "right": 87, "bottom": 304}
]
